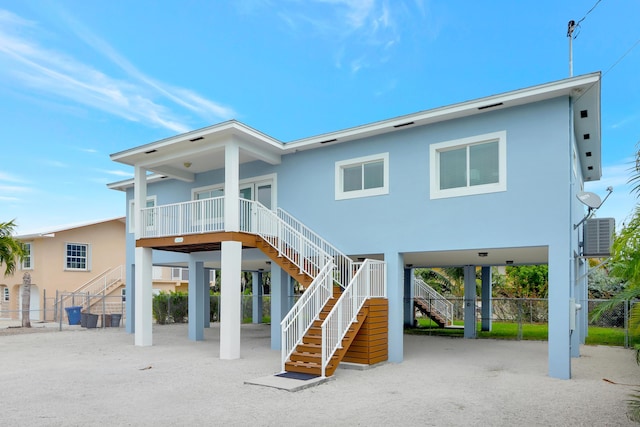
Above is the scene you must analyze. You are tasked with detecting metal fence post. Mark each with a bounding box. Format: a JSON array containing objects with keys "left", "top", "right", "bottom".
[{"left": 625, "top": 300, "right": 629, "bottom": 349}]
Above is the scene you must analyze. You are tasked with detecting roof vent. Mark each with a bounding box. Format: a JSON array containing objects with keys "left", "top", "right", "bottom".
[
  {"left": 583, "top": 218, "right": 614, "bottom": 257},
  {"left": 393, "top": 121, "right": 414, "bottom": 128},
  {"left": 580, "top": 110, "right": 588, "bottom": 118},
  {"left": 478, "top": 102, "right": 503, "bottom": 110}
]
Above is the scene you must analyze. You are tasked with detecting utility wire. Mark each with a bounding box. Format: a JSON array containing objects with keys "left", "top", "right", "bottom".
[{"left": 573, "top": 0, "right": 602, "bottom": 39}]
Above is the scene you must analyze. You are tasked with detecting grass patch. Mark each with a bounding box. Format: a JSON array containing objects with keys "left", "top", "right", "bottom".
[{"left": 407, "top": 318, "right": 634, "bottom": 346}]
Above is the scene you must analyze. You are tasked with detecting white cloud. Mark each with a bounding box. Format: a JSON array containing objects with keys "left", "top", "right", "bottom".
[
  {"left": 0, "top": 171, "right": 26, "bottom": 183},
  {"left": 0, "top": 8, "right": 237, "bottom": 133}
]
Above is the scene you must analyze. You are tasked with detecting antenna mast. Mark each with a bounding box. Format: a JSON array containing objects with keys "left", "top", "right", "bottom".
[{"left": 567, "top": 20, "right": 576, "bottom": 77}]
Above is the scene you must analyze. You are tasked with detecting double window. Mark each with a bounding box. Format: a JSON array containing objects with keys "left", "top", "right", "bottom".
[
  {"left": 65, "top": 243, "right": 90, "bottom": 271},
  {"left": 430, "top": 131, "right": 506, "bottom": 199},
  {"left": 335, "top": 153, "right": 389, "bottom": 200}
]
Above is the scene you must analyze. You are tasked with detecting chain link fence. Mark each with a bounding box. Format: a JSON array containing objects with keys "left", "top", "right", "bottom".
[{"left": 423, "top": 297, "right": 639, "bottom": 348}]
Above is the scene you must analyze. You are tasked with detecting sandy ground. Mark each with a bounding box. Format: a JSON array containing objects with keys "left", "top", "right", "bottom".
[{"left": 1, "top": 322, "right": 639, "bottom": 426}]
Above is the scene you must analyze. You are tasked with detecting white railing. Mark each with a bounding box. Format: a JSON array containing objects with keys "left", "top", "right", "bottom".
[
  {"left": 81, "top": 265, "right": 124, "bottom": 296},
  {"left": 249, "top": 201, "right": 332, "bottom": 280},
  {"left": 280, "top": 262, "right": 335, "bottom": 372},
  {"left": 140, "top": 197, "right": 225, "bottom": 238},
  {"left": 320, "top": 259, "right": 386, "bottom": 377},
  {"left": 277, "top": 208, "right": 354, "bottom": 288},
  {"left": 413, "top": 277, "right": 453, "bottom": 326}
]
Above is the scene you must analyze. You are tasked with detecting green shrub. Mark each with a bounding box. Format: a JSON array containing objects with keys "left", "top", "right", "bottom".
[
  {"left": 169, "top": 291, "right": 188, "bottom": 323},
  {"left": 153, "top": 292, "right": 170, "bottom": 324}
]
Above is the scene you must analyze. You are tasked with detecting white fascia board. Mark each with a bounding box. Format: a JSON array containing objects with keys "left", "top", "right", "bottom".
[
  {"left": 283, "top": 72, "right": 602, "bottom": 152},
  {"left": 107, "top": 173, "right": 166, "bottom": 192},
  {"left": 17, "top": 216, "right": 126, "bottom": 239},
  {"left": 110, "top": 120, "right": 284, "bottom": 165}
]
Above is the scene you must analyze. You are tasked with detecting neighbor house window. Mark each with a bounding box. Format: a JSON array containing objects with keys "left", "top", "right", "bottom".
[
  {"left": 128, "top": 196, "right": 157, "bottom": 233},
  {"left": 335, "top": 153, "right": 389, "bottom": 200},
  {"left": 65, "top": 243, "right": 90, "bottom": 271},
  {"left": 21, "top": 242, "right": 32, "bottom": 270},
  {"left": 430, "top": 131, "right": 506, "bottom": 199},
  {"left": 3, "top": 287, "right": 9, "bottom": 302}
]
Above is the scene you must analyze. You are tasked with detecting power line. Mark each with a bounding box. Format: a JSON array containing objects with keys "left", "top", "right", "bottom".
[{"left": 573, "top": 0, "right": 603, "bottom": 39}]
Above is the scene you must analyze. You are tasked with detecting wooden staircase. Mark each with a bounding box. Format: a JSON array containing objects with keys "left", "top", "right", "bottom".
[
  {"left": 254, "top": 237, "right": 314, "bottom": 288},
  {"left": 285, "top": 286, "right": 373, "bottom": 377},
  {"left": 414, "top": 296, "right": 447, "bottom": 327}
]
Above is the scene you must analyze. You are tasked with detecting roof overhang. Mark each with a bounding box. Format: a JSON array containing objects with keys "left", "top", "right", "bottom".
[
  {"left": 108, "top": 72, "right": 602, "bottom": 191},
  {"left": 283, "top": 72, "right": 601, "bottom": 181}
]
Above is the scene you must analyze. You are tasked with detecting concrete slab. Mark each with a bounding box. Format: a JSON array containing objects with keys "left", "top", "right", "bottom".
[{"left": 245, "top": 373, "right": 334, "bottom": 392}]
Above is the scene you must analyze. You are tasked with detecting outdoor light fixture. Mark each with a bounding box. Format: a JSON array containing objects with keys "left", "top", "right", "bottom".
[
  {"left": 478, "top": 252, "right": 488, "bottom": 257},
  {"left": 183, "top": 162, "right": 192, "bottom": 168}
]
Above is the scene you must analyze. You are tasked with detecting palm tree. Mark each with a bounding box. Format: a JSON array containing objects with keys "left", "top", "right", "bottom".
[{"left": 0, "top": 219, "right": 25, "bottom": 277}]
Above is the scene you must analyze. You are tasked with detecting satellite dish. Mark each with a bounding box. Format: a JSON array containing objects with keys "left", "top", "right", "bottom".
[{"left": 577, "top": 191, "right": 602, "bottom": 209}]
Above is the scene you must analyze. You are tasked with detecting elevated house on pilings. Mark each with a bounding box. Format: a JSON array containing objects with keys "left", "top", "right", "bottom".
[{"left": 108, "top": 72, "right": 602, "bottom": 379}]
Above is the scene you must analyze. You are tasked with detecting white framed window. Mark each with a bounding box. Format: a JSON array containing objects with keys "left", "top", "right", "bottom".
[
  {"left": 21, "top": 242, "right": 33, "bottom": 270},
  {"left": 65, "top": 242, "right": 91, "bottom": 271},
  {"left": 335, "top": 153, "right": 389, "bottom": 200},
  {"left": 172, "top": 267, "right": 189, "bottom": 281},
  {"left": 3, "top": 287, "right": 9, "bottom": 302},
  {"left": 430, "top": 131, "right": 507, "bottom": 199},
  {"left": 128, "top": 196, "right": 157, "bottom": 233}
]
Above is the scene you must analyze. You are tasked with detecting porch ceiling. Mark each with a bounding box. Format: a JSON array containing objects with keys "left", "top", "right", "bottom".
[{"left": 401, "top": 246, "right": 549, "bottom": 268}]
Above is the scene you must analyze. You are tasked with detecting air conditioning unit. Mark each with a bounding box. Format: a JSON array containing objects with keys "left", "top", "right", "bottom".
[{"left": 583, "top": 218, "right": 615, "bottom": 257}]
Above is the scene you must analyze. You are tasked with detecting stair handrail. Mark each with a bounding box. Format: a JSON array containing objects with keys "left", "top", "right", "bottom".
[
  {"left": 248, "top": 201, "right": 332, "bottom": 279},
  {"left": 280, "top": 261, "right": 335, "bottom": 373},
  {"left": 277, "top": 208, "right": 354, "bottom": 289},
  {"left": 413, "top": 277, "right": 453, "bottom": 327},
  {"left": 81, "top": 265, "right": 124, "bottom": 296},
  {"left": 320, "top": 259, "right": 386, "bottom": 377}
]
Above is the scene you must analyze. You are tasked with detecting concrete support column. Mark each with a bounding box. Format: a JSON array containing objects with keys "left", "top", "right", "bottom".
[
  {"left": 404, "top": 268, "right": 414, "bottom": 327},
  {"left": 463, "top": 265, "right": 477, "bottom": 339},
  {"left": 134, "top": 247, "right": 153, "bottom": 346},
  {"left": 220, "top": 241, "right": 242, "bottom": 359},
  {"left": 188, "top": 259, "right": 205, "bottom": 341},
  {"left": 127, "top": 264, "right": 135, "bottom": 334},
  {"left": 270, "top": 265, "right": 290, "bottom": 350},
  {"left": 570, "top": 257, "right": 584, "bottom": 357},
  {"left": 481, "top": 266, "right": 492, "bottom": 332},
  {"left": 224, "top": 143, "right": 240, "bottom": 232},
  {"left": 252, "top": 271, "right": 263, "bottom": 324},
  {"left": 548, "top": 244, "right": 571, "bottom": 379},
  {"left": 130, "top": 164, "right": 148, "bottom": 336},
  {"left": 386, "top": 252, "right": 404, "bottom": 362}
]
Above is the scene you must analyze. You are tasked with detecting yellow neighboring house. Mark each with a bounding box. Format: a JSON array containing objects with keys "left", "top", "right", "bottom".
[{"left": 0, "top": 217, "right": 126, "bottom": 321}]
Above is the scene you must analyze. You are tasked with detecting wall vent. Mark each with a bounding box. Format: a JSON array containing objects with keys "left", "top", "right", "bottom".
[{"left": 583, "top": 218, "right": 615, "bottom": 257}]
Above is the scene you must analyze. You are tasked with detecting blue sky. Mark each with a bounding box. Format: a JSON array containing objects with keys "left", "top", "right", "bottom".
[{"left": 1, "top": 0, "right": 638, "bottom": 234}]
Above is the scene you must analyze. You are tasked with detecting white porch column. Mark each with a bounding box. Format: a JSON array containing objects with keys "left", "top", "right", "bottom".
[
  {"left": 134, "top": 247, "right": 152, "bottom": 346},
  {"left": 220, "top": 241, "right": 242, "bottom": 359},
  {"left": 224, "top": 142, "right": 240, "bottom": 232},
  {"left": 133, "top": 165, "right": 152, "bottom": 346}
]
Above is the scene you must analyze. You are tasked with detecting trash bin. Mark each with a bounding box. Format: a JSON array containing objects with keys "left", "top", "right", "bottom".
[
  {"left": 80, "top": 311, "right": 87, "bottom": 327},
  {"left": 110, "top": 313, "right": 122, "bottom": 327},
  {"left": 65, "top": 306, "right": 82, "bottom": 325},
  {"left": 101, "top": 314, "right": 112, "bottom": 328},
  {"left": 86, "top": 313, "right": 99, "bottom": 329}
]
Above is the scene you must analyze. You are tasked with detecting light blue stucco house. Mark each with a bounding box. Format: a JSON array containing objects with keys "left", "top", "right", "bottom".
[{"left": 108, "top": 72, "right": 602, "bottom": 380}]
